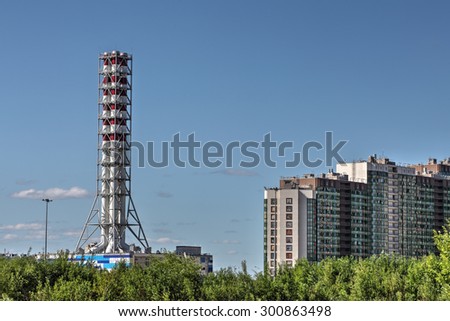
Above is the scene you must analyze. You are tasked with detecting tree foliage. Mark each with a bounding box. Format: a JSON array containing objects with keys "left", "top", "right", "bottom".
[{"left": 2, "top": 225, "right": 450, "bottom": 301}]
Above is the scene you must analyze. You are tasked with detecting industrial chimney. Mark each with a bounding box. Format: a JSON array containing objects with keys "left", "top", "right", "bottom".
[{"left": 76, "top": 51, "right": 149, "bottom": 254}]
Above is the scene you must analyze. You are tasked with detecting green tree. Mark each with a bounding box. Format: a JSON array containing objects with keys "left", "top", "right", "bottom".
[
  {"left": 310, "top": 257, "right": 354, "bottom": 300},
  {"left": 404, "top": 255, "right": 440, "bottom": 300},
  {"left": 0, "top": 257, "right": 41, "bottom": 300},
  {"left": 139, "top": 254, "right": 202, "bottom": 301},
  {"left": 201, "top": 262, "right": 256, "bottom": 301},
  {"left": 433, "top": 222, "right": 450, "bottom": 300}
]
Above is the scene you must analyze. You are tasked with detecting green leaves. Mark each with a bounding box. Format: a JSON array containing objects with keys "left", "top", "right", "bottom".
[{"left": 2, "top": 223, "right": 450, "bottom": 301}]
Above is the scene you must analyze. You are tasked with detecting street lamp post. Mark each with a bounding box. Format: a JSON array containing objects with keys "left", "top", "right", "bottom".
[{"left": 42, "top": 198, "right": 53, "bottom": 260}]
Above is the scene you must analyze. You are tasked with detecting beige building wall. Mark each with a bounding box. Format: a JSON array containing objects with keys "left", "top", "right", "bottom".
[
  {"left": 337, "top": 162, "right": 368, "bottom": 183},
  {"left": 264, "top": 187, "right": 310, "bottom": 274}
]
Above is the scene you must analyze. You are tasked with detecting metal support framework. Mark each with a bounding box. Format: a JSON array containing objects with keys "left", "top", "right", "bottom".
[{"left": 76, "top": 51, "right": 149, "bottom": 254}]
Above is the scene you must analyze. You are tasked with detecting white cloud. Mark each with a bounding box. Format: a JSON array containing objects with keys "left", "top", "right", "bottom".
[
  {"left": 227, "top": 250, "right": 238, "bottom": 255},
  {"left": 2, "top": 234, "right": 19, "bottom": 240},
  {"left": 0, "top": 223, "right": 46, "bottom": 242},
  {"left": 11, "top": 187, "right": 90, "bottom": 200},
  {"left": 0, "top": 223, "right": 43, "bottom": 231},
  {"left": 152, "top": 237, "right": 182, "bottom": 244},
  {"left": 62, "top": 231, "right": 81, "bottom": 237},
  {"left": 23, "top": 231, "right": 46, "bottom": 240}
]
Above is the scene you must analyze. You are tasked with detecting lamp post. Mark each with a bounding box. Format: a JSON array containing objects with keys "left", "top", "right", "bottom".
[{"left": 42, "top": 198, "right": 53, "bottom": 260}]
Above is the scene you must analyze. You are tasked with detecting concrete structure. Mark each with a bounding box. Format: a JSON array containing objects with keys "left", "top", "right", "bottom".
[
  {"left": 133, "top": 246, "right": 213, "bottom": 275},
  {"left": 76, "top": 51, "right": 149, "bottom": 254},
  {"left": 70, "top": 253, "right": 132, "bottom": 269},
  {"left": 70, "top": 51, "right": 213, "bottom": 273},
  {"left": 175, "top": 246, "right": 213, "bottom": 274},
  {"left": 409, "top": 158, "right": 450, "bottom": 178},
  {"left": 263, "top": 185, "right": 311, "bottom": 273},
  {"left": 264, "top": 155, "right": 450, "bottom": 275},
  {"left": 31, "top": 246, "right": 213, "bottom": 274},
  {"left": 70, "top": 246, "right": 213, "bottom": 274}
]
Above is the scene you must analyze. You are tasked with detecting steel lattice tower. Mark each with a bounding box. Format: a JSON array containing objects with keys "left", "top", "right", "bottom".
[{"left": 76, "top": 51, "right": 149, "bottom": 254}]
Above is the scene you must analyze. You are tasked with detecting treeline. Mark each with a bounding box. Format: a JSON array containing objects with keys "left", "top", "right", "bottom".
[{"left": 1, "top": 227, "right": 450, "bottom": 301}]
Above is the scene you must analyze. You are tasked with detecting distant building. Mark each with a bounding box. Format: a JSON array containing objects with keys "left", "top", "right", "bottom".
[
  {"left": 71, "top": 246, "right": 213, "bottom": 274},
  {"left": 175, "top": 246, "right": 213, "bottom": 274},
  {"left": 264, "top": 155, "right": 450, "bottom": 275},
  {"left": 70, "top": 253, "right": 133, "bottom": 269}
]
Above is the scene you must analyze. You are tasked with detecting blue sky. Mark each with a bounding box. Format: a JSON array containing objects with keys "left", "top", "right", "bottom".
[{"left": 0, "top": 0, "right": 449, "bottom": 271}]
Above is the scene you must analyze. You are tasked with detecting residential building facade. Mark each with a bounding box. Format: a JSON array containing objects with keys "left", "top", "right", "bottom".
[{"left": 264, "top": 156, "right": 450, "bottom": 275}]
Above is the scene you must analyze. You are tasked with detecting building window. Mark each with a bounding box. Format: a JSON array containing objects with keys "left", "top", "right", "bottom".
[
  {"left": 271, "top": 198, "right": 277, "bottom": 205},
  {"left": 270, "top": 261, "right": 274, "bottom": 267},
  {"left": 271, "top": 237, "right": 275, "bottom": 244},
  {"left": 271, "top": 206, "right": 277, "bottom": 212},
  {"left": 286, "top": 260, "right": 293, "bottom": 266},
  {"left": 286, "top": 198, "right": 293, "bottom": 204},
  {"left": 286, "top": 253, "right": 293, "bottom": 259},
  {"left": 271, "top": 245, "right": 276, "bottom": 251},
  {"left": 286, "top": 206, "right": 293, "bottom": 212},
  {"left": 286, "top": 221, "right": 293, "bottom": 228},
  {"left": 286, "top": 245, "right": 292, "bottom": 251},
  {"left": 270, "top": 253, "right": 275, "bottom": 259},
  {"left": 271, "top": 222, "right": 277, "bottom": 228},
  {"left": 286, "top": 214, "right": 293, "bottom": 220},
  {"left": 286, "top": 229, "right": 293, "bottom": 235},
  {"left": 286, "top": 237, "right": 292, "bottom": 243},
  {"left": 271, "top": 214, "right": 277, "bottom": 220}
]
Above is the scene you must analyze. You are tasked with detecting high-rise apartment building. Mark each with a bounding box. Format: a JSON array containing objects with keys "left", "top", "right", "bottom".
[{"left": 264, "top": 156, "right": 450, "bottom": 274}]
